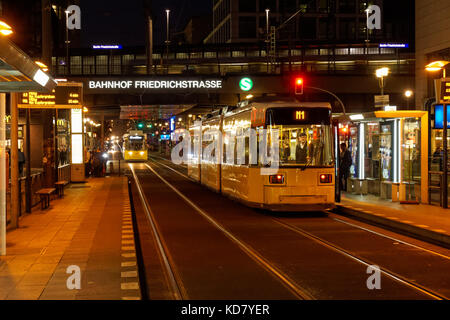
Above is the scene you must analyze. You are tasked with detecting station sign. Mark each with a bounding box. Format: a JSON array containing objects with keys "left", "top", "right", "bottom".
[
  {"left": 239, "top": 77, "right": 253, "bottom": 91},
  {"left": 379, "top": 43, "right": 409, "bottom": 48},
  {"left": 18, "top": 82, "right": 83, "bottom": 108},
  {"left": 86, "top": 78, "right": 223, "bottom": 93}
]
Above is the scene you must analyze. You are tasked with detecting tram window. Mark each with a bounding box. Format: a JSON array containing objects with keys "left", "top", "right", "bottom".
[{"left": 275, "top": 125, "right": 334, "bottom": 166}]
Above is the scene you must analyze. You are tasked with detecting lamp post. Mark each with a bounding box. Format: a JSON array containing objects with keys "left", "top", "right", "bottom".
[
  {"left": 376, "top": 67, "right": 389, "bottom": 95},
  {"left": 426, "top": 60, "right": 450, "bottom": 208},
  {"left": 64, "top": 10, "right": 70, "bottom": 74},
  {"left": 0, "top": 21, "right": 13, "bottom": 36},
  {"left": 404, "top": 90, "right": 413, "bottom": 109},
  {"left": 364, "top": 8, "right": 370, "bottom": 45}
]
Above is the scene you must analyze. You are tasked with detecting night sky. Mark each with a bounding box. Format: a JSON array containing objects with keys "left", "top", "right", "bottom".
[{"left": 80, "top": 0, "right": 212, "bottom": 47}]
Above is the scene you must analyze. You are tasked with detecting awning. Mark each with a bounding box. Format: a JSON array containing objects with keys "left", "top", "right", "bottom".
[{"left": 0, "top": 36, "right": 56, "bottom": 92}]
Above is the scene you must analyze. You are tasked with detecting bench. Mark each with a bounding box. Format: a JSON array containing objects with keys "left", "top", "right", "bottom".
[
  {"left": 55, "top": 180, "right": 69, "bottom": 198},
  {"left": 36, "top": 188, "right": 56, "bottom": 210}
]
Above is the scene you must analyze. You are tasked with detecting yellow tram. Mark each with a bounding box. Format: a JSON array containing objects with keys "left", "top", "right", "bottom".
[
  {"left": 187, "top": 98, "right": 335, "bottom": 211},
  {"left": 123, "top": 130, "right": 148, "bottom": 161}
]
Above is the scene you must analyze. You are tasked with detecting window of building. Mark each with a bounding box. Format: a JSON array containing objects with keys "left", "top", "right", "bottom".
[
  {"left": 239, "top": 0, "right": 256, "bottom": 12},
  {"left": 339, "top": 18, "right": 356, "bottom": 40},
  {"left": 298, "top": 18, "right": 316, "bottom": 39},
  {"left": 339, "top": 0, "right": 356, "bottom": 13},
  {"left": 259, "top": 0, "right": 276, "bottom": 12},
  {"left": 279, "top": 0, "right": 297, "bottom": 13},
  {"left": 239, "top": 16, "right": 257, "bottom": 39}
]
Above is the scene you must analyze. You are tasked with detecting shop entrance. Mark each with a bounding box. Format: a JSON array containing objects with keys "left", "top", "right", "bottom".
[{"left": 336, "top": 111, "right": 428, "bottom": 205}]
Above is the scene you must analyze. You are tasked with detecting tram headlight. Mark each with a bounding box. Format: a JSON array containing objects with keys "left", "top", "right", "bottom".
[
  {"left": 128, "top": 151, "right": 133, "bottom": 156},
  {"left": 319, "top": 174, "right": 332, "bottom": 184},
  {"left": 139, "top": 151, "right": 144, "bottom": 155},
  {"left": 269, "top": 174, "right": 284, "bottom": 184}
]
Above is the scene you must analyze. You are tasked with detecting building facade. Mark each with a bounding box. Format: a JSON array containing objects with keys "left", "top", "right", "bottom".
[{"left": 205, "top": 0, "right": 411, "bottom": 44}]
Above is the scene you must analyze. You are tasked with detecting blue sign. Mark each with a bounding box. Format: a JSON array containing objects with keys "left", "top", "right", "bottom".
[
  {"left": 434, "top": 104, "right": 450, "bottom": 129},
  {"left": 160, "top": 134, "right": 171, "bottom": 141},
  {"left": 170, "top": 116, "right": 176, "bottom": 132},
  {"left": 379, "top": 43, "right": 409, "bottom": 48},
  {"left": 92, "top": 45, "right": 123, "bottom": 49}
]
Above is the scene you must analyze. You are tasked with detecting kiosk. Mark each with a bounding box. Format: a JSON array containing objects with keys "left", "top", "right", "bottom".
[{"left": 336, "top": 111, "right": 428, "bottom": 204}]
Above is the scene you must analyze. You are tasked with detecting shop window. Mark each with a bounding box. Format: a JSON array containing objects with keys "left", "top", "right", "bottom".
[{"left": 239, "top": 16, "right": 257, "bottom": 39}]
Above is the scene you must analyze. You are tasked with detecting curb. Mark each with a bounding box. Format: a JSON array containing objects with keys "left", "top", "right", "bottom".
[{"left": 333, "top": 205, "right": 450, "bottom": 249}]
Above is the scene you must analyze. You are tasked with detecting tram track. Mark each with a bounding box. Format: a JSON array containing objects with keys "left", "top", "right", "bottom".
[{"left": 145, "top": 155, "right": 450, "bottom": 300}]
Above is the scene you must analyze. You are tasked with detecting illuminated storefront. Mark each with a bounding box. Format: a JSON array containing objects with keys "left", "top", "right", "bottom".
[{"left": 337, "top": 111, "right": 428, "bottom": 204}]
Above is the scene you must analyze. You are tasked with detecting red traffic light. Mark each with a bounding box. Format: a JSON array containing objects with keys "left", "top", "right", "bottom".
[{"left": 295, "top": 77, "right": 304, "bottom": 95}]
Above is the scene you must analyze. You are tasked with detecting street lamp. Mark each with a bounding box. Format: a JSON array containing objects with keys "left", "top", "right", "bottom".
[
  {"left": 0, "top": 21, "right": 13, "bottom": 36},
  {"left": 265, "top": 9, "right": 270, "bottom": 39},
  {"left": 376, "top": 67, "right": 389, "bottom": 95},
  {"left": 404, "top": 90, "right": 413, "bottom": 109},
  {"left": 364, "top": 8, "right": 370, "bottom": 45},
  {"left": 425, "top": 60, "right": 449, "bottom": 78},
  {"left": 165, "top": 9, "right": 170, "bottom": 45}
]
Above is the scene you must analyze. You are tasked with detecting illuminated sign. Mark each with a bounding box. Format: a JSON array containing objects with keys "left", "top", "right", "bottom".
[
  {"left": 384, "top": 105, "right": 397, "bottom": 111},
  {"left": 434, "top": 104, "right": 450, "bottom": 129},
  {"left": 440, "top": 80, "right": 450, "bottom": 102},
  {"left": 129, "top": 136, "right": 143, "bottom": 140},
  {"left": 19, "top": 83, "right": 83, "bottom": 108},
  {"left": 295, "top": 110, "right": 306, "bottom": 120},
  {"left": 379, "top": 43, "right": 409, "bottom": 48},
  {"left": 160, "top": 134, "right": 171, "bottom": 141},
  {"left": 88, "top": 79, "right": 222, "bottom": 90},
  {"left": 170, "top": 116, "right": 176, "bottom": 132},
  {"left": 239, "top": 77, "right": 253, "bottom": 91},
  {"left": 66, "top": 5, "right": 81, "bottom": 30},
  {"left": 92, "top": 45, "right": 122, "bottom": 49}
]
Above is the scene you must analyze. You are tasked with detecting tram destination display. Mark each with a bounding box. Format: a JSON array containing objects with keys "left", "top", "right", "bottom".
[{"left": 18, "top": 83, "right": 82, "bottom": 108}]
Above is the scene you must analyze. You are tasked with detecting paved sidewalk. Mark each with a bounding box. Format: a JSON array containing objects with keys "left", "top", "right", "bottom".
[
  {"left": 336, "top": 193, "right": 450, "bottom": 247},
  {"left": 0, "top": 177, "right": 141, "bottom": 300}
]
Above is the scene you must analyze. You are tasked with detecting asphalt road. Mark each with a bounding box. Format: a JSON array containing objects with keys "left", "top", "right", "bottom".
[{"left": 127, "top": 157, "right": 450, "bottom": 300}]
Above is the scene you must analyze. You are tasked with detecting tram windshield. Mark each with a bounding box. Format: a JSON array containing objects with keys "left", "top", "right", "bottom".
[
  {"left": 125, "top": 136, "right": 145, "bottom": 151},
  {"left": 266, "top": 108, "right": 334, "bottom": 166}
]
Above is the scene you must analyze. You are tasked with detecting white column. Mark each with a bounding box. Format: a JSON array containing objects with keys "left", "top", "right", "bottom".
[{"left": 0, "top": 93, "right": 6, "bottom": 255}]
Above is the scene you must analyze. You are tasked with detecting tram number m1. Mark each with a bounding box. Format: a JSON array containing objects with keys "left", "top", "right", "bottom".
[{"left": 295, "top": 110, "right": 306, "bottom": 120}]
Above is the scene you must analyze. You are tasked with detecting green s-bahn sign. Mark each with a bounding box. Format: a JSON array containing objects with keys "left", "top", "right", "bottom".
[{"left": 239, "top": 77, "right": 253, "bottom": 91}]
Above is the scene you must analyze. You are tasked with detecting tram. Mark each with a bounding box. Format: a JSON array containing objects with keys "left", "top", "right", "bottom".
[
  {"left": 186, "top": 98, "right": 335, "bottom": 211},
  {"left": 123, "top": 130, "right": 148, "bottom": 161}
]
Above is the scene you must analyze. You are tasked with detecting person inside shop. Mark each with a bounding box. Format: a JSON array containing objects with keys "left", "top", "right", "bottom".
[
  {"left": 18, "top": 147, "right": 25, "bottom": 177},
  {"left": 339, "top": 143, "right": 352, "bottom": 191},
  {"left": 295, "top": 132, "right": 309, "bottom": 163},
  {"left": 432, "top": 146, "right": 443, "bottom": 171}
]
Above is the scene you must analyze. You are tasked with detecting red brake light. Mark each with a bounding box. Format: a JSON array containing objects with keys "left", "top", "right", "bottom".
[
  {"left": 296, "top": 78, "right": 302, "bottom": 85},
  {"left": 320, "top": 174, "right": 332, "bottom": 183},
  {"left": 269, "top": 174, "right": 285, "bottom": 184}
]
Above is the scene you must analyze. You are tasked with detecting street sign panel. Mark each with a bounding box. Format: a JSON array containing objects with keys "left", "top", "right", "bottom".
[
  {"left": 440, "top": 78, "right": 450, "bottom": 103},
  {"left": 374, "top": 95, "right": 389, "bottom": 109}
]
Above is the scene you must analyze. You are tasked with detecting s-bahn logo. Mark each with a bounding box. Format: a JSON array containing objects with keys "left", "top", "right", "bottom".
[
  {"left": 239, "top": 77, "right": 253, "bottom": 92},
  {"left": 366, "top": 5, "right": 381, "bottom": 30}
]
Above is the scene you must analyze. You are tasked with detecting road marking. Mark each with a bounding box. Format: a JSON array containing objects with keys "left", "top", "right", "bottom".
[
  {"left": 122, "top": 234, "right": 134, "bottom": 239},
  {"left": 416, "top": 225, "right": 429, "bottom": 228},
  {"left": 121, "top": 297, "right": 140, "bottom": 300},
  {"left": 121, "top": 271, "right": 138, "bottom": 278},
  {"left": 122, "top": 253, "right": 136, "bottom": 258},
  {"left": 122, "top": 240, "right": 134, "bottom": 245},
  {"left": 432, "top": 229, "right": 447, "bottom": 233},
  {"left": 121, "top": 282, "right": 139, "bottom": 290},
  {"left": 121, "top": 261, "right": 137, "bottom": 267},
  {"left": 122, "top": 230, "right": 133, "bottom": 234},
  {"left": 122, "top": 246, "right": 135, "bottom": 251}
]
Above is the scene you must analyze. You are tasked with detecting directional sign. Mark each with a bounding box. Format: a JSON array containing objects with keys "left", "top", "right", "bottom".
[
  {"left": 374, "top": 95, "right": 389, "bottom": 109},
  {"left": 18, "top": 82, "right": 83, "bottom": 108},
  {"left": 440, "top": 79, "right": 450, "bottom": 103}
]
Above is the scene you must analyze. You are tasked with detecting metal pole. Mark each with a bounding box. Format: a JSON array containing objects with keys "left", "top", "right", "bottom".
[
  {"left": 10, "top": 93, "right": 19, "bottom": 228},
  {"left": 0, "top": 93, "right": 6, "bottom": 255},
  {"left": 443, "top": 103, "right": 448, "bottom": 208},
  {"left": 54, "top": 109, "right": 58, "bottom": 182},
  {"left": 25, "top": 109, "right": 31, "bottom": 213},
  {"left": 65, "top": 11, "right": 70, "bottom": 74},
  {"left": 165, "top": 9, "right": 170, "bottom": 73},
  {"left": 147, "top": 15, "right": 153, "bottom": 75},
  {"left": 306, "top": 86, "right": 346, "bottom": 115}
]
